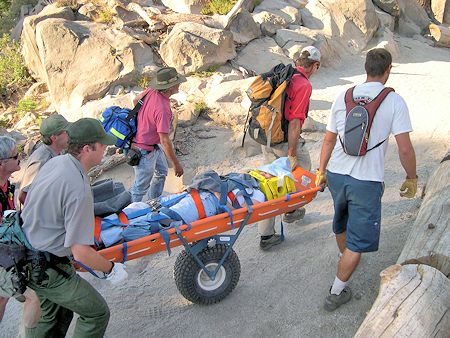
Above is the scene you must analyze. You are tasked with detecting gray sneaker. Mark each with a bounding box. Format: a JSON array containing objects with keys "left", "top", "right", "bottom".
[
  {"left": 324, "top": 286, "right": 352, "bottom": 311},
  {"left": 283, "top": 208, "right": 306, "bottom": 223},
  {"left": 260, "top": 234, "right": 282, "bottom": 250}
]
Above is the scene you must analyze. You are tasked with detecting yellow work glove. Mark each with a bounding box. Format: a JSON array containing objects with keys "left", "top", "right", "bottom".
[
  {"left": 399, "top": 176, "right": 418, "bottom": 198},
  {"left": 288, "top": 155, "right": 297, "bottom": 171},
  {"left": 315, "top": 170, "right": 327, "bottom": 187}
]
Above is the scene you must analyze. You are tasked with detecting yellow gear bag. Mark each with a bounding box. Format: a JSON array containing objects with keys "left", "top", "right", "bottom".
[{"left": 248, "top": 170, "right": 296, "bottom": 200}]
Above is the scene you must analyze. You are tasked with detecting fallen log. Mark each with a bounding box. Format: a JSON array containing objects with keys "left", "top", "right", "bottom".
[
  {"left": 354, "top": 264, "right": 450, "bottom": 337},
  {"left": 88, "top": 153, "right": 126, "bottom": 181},
  {"left": 397, "top": 153, "right": 450, "bottom": 277},
  {"left": 429, "top": 23, "right": 450, "bottom": 47},
  {"left": 355, "top": 152, "right": 450, "bottom": 336}
]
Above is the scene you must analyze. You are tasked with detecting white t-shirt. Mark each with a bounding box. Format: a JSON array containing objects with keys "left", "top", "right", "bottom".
[{"left": 326, "top": 82, "right": 412, "bottom": 182}]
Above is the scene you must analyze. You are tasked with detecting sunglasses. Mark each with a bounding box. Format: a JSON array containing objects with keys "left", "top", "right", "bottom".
[{"left": 2, "top": 153, "right": 20, "bottom": 161}]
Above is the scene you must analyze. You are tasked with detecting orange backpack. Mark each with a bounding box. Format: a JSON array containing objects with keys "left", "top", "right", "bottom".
[{"left": 243, "top": 64, "right": 301, "bottom": 147}]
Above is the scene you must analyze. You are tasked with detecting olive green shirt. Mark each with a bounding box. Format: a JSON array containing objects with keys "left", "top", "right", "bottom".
[{"left": 22, "top": 154, "right": 94, "bottom": 257}]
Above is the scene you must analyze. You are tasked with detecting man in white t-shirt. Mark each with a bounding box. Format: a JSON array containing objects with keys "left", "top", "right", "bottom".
[{"left": 315, "top": 48, "right": 417, "bottom": 311}]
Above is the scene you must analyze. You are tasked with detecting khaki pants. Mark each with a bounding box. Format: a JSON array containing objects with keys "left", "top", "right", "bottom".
[
  {"left": 26, "top": 263, "right": 110, "bottom": 338},
  {"left": 258, "top": 139, "right": 312, "bottom": 236}
]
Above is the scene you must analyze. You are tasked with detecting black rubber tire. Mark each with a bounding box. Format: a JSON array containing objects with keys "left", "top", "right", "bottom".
[{"left": 174, "top": 244, "right": 241, "bottom": 305}]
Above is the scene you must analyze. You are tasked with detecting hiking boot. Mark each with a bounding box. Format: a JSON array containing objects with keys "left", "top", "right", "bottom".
[
  {"left": 324, "top": 286, "right": 352, "bottom": 312},
  {"left": 259, "top": 234, "right": 282, "bottom": 251},
  {"left": 283, "top": 208, "right": 306, "bottom": 223}
]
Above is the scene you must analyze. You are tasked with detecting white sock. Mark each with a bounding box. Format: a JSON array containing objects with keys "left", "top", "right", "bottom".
[
  {"left": 330, "top": 276, "right": 347, "bottom": 295},
  {"left": 338, "top": 252, "right": 343, "bottom": 258}
]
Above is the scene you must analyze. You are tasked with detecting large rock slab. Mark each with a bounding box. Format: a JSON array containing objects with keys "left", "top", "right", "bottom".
[
  {"left": 373, "top": 0, "right": 400, "bottom": 17},
  {"left": 397, "top": 0, "right": 432, "bottom": 36},
  {"left": 78, "top": 93, "right": 136, "bottom": 120},
  {"left": 160, "top": 22, "right": 236, "bottom": 75},
  {"left": 233, "top": 36, "right": 293, "bottom": 74},
  {"left": 21, "top": 4, "right": 75, "bottom": 80},
  {"left": 375, "top": 7, "right": 395, "bottom": 31},
  {"left": 228, "top": 9, "right": 261, "bottom": 44},
  {"left": 275, "top": 26, "right": 316, "bottom": 58},
  {"left": 160, "top": 0, "right": 208, "bottom": 14},
  {"left": 254, "top": 0, "right": 302, "bottom": 25},
  {"left": 431, "top": 0, "right": 447, "bottom": 23},
  {"left": 253, "top": 10, "right": 289, "bottom": 36},
  {"left": 33, "top": 18, "right": 156, "bottom": 116},
  {"left": 302, "top": 0, "right": 379, "bottom": 53},
  {"left": 374, "top": 28, "right": 400, "bottom": 59}
]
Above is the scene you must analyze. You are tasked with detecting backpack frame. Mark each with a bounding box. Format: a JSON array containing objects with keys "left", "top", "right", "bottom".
[{"left": 242, "top": 64, "right": 302, "bottom": 147}]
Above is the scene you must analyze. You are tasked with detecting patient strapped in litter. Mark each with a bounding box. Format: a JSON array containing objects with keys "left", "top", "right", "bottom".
[{"left": 96, "top": 158, "right": 301, "bottom": 248}]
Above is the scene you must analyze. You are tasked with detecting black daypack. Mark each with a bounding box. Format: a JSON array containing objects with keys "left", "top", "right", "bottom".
[
  {"left": 0, "top": 212, "right": 32, "bottom": 299},
  {"left": 242, "top": 64, "right": 302, "bottom": 147},
  {"left": 340, "top": 86, "right": 394, "bottom": 156}
]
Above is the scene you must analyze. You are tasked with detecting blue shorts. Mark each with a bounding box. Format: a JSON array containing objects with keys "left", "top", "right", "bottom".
[{"left": 327, "top": 171, "right": 384, "bottom": 253}]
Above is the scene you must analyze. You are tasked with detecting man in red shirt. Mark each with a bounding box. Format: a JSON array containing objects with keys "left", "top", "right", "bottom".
[
  {"left": 259, "top": 46, "right": 321, "bottom": 250},
  {"left": 130, "top": 67, "right": 186, "bottom": 202}
]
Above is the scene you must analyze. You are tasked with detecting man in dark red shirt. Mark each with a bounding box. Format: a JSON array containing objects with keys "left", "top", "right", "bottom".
[
  {"left": 259, "top": 46, "right": 321, "bottom": 250},
  {"left": 130, "top": 67, "right": 186, "bottom": 202}
]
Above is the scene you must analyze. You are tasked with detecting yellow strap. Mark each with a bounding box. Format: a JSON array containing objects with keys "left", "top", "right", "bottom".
[{"left": 110, "top": 128, "right": 125, "bottom": 140}]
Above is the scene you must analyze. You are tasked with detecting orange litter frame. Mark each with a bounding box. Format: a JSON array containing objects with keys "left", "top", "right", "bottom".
[
  {"left": 98, "top": 167, "right": 320, "bottom": 262},
  {"left": 95, "top": 167, "right": 322, "bottom": 304}
]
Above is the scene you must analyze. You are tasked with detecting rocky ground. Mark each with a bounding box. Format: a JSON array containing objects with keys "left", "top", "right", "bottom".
[{"left": 1, "top": 36, "right": 449, "bottom": 337}]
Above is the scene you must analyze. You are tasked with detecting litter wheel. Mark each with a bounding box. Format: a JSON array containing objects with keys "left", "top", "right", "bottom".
[{"left": 174, "top": 244, "right": 241, "bottom": 305}]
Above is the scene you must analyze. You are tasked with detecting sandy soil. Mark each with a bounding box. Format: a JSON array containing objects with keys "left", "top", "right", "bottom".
[{"left": 1, "top": 36, "right": 449, "bottom": 338}]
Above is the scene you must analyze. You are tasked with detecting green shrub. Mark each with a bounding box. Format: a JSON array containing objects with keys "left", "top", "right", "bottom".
[
  {"left": 96, "top": 6, "right": 113, "bottom": 24},
  {"left": 194, "top": 101, "right": 209, "bottom": 115},
  {"left": 201, "top": 0, "right": 236, "bottom": 15},
  {"left": 54, "top": 0, "right": 78, "bottom": 10},
  {"left": 17, "top": 96, "right": 37, "bottom": 115},
  {"left": 137, "top": 75, "right": 151, "bottom": 89},
  {"left": 192, "top": 65, "right": 220, "bottom": 78},
  {"left": 0, "top": 34, "right": 32, "bottom": 95},
  {"left": 0, "top": 117, "right": 10, "bottom": 128},
  {"left": 0, "top": 0, "right": 38, "bottom": 35}
]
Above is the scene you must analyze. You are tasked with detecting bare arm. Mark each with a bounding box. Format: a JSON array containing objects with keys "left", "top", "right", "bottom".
[
  {"left": 395, "top": 132, "right": 416, "bottom": 178},
  {"left": 18, "top": 191, "right": 27, "bottom": 206},
  {"left": 287, "top": 119, "right": 302, "bottom": 156},
  {"left": 159, "top": 132, "right": 183, "bottom": 177},
  {"left": 318, "top": 131, "right": 337, "bottom": 172},
  {"left": 71, "top": 244, "right": 113, "bottom": 274}
]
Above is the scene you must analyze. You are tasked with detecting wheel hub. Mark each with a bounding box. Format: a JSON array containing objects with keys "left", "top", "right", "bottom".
[{"left": 196, "top": 263, "right": 226, "bottom": 291}]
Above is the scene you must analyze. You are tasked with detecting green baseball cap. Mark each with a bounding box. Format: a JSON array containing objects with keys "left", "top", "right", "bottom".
[
  {"left": 68, "top": 118, "right": 116, "bottom": 145},
  {"left": 40, "top": 114, "right": 71, "bottom": 137}
]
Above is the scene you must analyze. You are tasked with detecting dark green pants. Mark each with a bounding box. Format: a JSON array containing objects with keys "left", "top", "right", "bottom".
[{"left": 26, "top": 263, "right": 110, "bottom": 338}]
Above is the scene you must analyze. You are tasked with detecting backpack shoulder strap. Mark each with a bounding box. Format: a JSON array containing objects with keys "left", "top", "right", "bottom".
[
  {"left": 344, "top": 86, "right": 357, "bottom": 114},
  {"left": 364, "top": 87, "right": 395, "bottom": 152},
  {"left": 366, "top": 87, "right": 395, "bottom": 111},
  {"left": 127, "top": 92, "right": 149, "bottom": 120}
]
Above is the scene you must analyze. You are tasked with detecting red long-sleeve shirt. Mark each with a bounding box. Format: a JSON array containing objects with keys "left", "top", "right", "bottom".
[{"left": 284, "top": 66, "right": 312, "bottom": 125}]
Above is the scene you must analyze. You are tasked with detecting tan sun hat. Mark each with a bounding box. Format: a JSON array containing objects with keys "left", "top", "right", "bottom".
[{"left": 149, "top": 67, "right": 186, "bottom": 90}]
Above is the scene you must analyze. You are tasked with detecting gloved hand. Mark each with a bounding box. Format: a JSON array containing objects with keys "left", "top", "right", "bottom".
[
  {"left": 288, "top": 155, "right": 297, "bottom": 171},
  {"left": 400, "top": 176, "right": 418, "bottom": 198},
  {"left": 106, "top": 263, "right": 128, "bottom": 285},
  {"left": 315, "top": 170, "right": 327, "bottom": 187}
]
